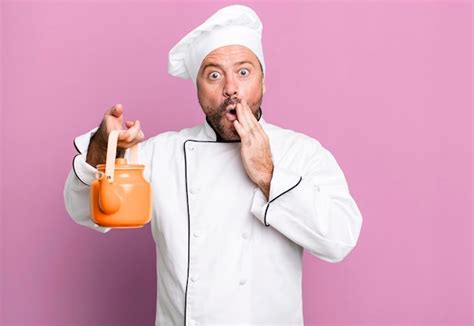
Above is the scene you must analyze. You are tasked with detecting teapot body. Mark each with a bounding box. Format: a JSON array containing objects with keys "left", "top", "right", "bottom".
[{"left": 90, "top": 160, "right": 152, "bottom": 228}]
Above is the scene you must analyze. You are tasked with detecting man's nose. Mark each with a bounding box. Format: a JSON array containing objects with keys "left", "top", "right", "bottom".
[{"left": 223, "top": 75, "right": 239, "bottom": 97}]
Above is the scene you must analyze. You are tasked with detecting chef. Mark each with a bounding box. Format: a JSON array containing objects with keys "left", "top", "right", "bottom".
[{"left": 64, "top": 4, "right": 363, "bottom": 326}]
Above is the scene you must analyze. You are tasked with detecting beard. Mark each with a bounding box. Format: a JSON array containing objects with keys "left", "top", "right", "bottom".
[{"left": 200, "top": 95, "right": 263, "bottom": 141}]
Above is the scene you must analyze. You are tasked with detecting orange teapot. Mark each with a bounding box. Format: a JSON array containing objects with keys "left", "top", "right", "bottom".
[{"left": 90, "top": 130, "right": 152, "bottom": 228}]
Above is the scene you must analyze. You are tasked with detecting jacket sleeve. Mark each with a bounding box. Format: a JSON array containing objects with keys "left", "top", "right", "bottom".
[
  {"left": 250, "top": 140, "right": 363, "bottom": 263},
  {"left": 63, "top": 127, "right": 112, "bottom": 233}
]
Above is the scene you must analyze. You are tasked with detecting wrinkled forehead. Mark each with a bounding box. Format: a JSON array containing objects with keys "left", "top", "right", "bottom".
[{"left": 199, "top": 45, "right": 261, "bottom": 71}]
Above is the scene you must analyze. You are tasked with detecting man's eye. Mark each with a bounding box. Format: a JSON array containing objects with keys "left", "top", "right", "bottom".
[
  {"left": 239, "top": 68, "right": 249, "bottom": 76},
  {"left": 208, "top": 71, "right": 221, "bottom": 80}
]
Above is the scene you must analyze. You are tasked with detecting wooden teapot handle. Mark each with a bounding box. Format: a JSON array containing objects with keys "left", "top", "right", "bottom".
[{"left": 104, "top": 130, "right": 139, "bottom": 183}]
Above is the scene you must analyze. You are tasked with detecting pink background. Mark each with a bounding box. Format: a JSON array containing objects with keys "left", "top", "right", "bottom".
[{"left": 1, "top": 1, "right": 472, "bottom": 325}]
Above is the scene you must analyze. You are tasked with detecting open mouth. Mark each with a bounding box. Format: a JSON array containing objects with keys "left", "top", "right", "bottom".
[
  {"left": 225, "top": 107, "right": 238, "bottom": 122},
  {"left": 223, "top": 98, "right": 240, "bottom": 122}
]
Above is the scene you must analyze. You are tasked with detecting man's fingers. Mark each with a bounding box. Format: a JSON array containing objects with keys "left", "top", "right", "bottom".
[
  {"left": 118, "top": 129, "right": 130, "bottom": 140},
  {"left": 126, "top": 120, "right": 141, "bottom": 142},
  {"left": 106, "top": 104, "right": 123, "bottom": 118},
  {"left": 235, "top": 103, "right": 250, "bottom": 129},
  {"left": 241, "top": 99, "right": 259, "bottom": 126},
  {"left": 241, "top": 99, "right": 265, "bottom": 134},
  {"left": 234, "top": 120, "right": 251, "bottom": 146},
  {"left": 117, "top": 120, "right": 143, "bottom": 143},
  {"left": 236, "top": 101, "right": 257, "bottom": 135},
  {"left": 233, "top": 120, "right": 245, "bottom": 138},
  {"left": 112, "top": 104, "right": 123, "bottom": 118}
]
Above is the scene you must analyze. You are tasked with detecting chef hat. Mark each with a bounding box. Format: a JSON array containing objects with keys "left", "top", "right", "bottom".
[{"left": 168, "top": 4, "right": 266, "bottom": 86}]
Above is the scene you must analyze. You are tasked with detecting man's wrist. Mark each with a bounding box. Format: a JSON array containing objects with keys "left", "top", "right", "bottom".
[
  {"left": 257, "top": 172, "right": 273, "bottom": 201},
  {"left": 87, "top": 126, "right": 126, "bottom": 163},
  {"left": 90, "top": 125, "right": 108, "bottom": 149}
]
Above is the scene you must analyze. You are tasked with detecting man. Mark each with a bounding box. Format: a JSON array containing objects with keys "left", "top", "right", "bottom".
[{"left": 64, "top": 4, "right": 363, "bottom": 326}]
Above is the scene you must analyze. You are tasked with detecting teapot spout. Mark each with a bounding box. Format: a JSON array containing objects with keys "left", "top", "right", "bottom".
[{"left": 98, "top": 174, "right": 121, "bottom": 214}]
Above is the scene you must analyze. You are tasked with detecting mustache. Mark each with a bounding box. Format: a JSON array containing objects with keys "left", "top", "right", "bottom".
[{"left": 222, "top": 97, "right": 241, "bottom": 108}]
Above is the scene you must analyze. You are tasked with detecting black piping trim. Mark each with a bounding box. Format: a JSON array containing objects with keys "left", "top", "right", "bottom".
[
  {"left": 74, "top": 127, "right": 100, "bottom": 154},
  {"left": 72, "top": 127, "right": 103, "bottom": 186},
  {"left": 263, "top": 176, "right": 303, "bottom": 227},
  {"left": 182, "top": 107, "right": 264, "bottom": 324},
  {"left": 182, "top": 139, "right": 193, "bottom": 326},
  {"left": 72, "top": 154, "right": 90, "bottom": 186},
  {"left": 73, "top": 138, "right": 81, "bottom": 154},
  {"left": 182, "top": 138, "right": 238, "bottom": 325}
]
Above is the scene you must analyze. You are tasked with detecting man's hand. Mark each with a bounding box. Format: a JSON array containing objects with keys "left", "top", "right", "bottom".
[
  {"left": 93, "top": 104, "right": 145, "bottom": 150},
  {"left": 233, "top": 99, "right": 274, "bottom": 201},
  {"left": 86, "top": 104, "right": 145, "bottom": 167}
]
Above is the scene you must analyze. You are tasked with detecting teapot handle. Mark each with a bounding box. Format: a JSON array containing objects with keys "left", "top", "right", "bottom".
[{"left": 104, "top": 130, "right": 139, "bottom": 183}]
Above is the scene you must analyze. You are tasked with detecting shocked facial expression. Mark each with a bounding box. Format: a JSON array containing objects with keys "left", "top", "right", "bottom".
[{"left": 196, "top": 45, "right": 266, "bottom": 141}]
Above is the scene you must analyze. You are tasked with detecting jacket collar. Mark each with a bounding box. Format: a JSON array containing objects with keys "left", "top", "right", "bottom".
[{"left": 202, "top": 107, "right": 266, "bottom": 142}]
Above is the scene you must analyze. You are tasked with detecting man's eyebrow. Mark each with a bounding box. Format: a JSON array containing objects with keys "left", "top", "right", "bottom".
[
  {"left": 201, "top": 60, "right": 255, "bottom": 71},
  {"left": 235, "top": 60, "right": 255, "bottom": 67}
]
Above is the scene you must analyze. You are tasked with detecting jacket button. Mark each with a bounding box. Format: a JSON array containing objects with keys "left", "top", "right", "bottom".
[
  {"left": 239, "top": 279, "right": 247, "bottom": 285},
  {"left": 193, "top": 231, "right": 201, "bottom": 238},
  {"left": 191, "top": 275, "right": 199, "bottom": 282},
  {"left": 241, "top": 232, "right": 249, "bottom": 239}
]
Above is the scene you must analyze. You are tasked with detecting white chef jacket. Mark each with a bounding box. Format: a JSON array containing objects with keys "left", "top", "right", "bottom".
[{"left": 64, "top": 115, "right": 363, "bottom": 326}]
